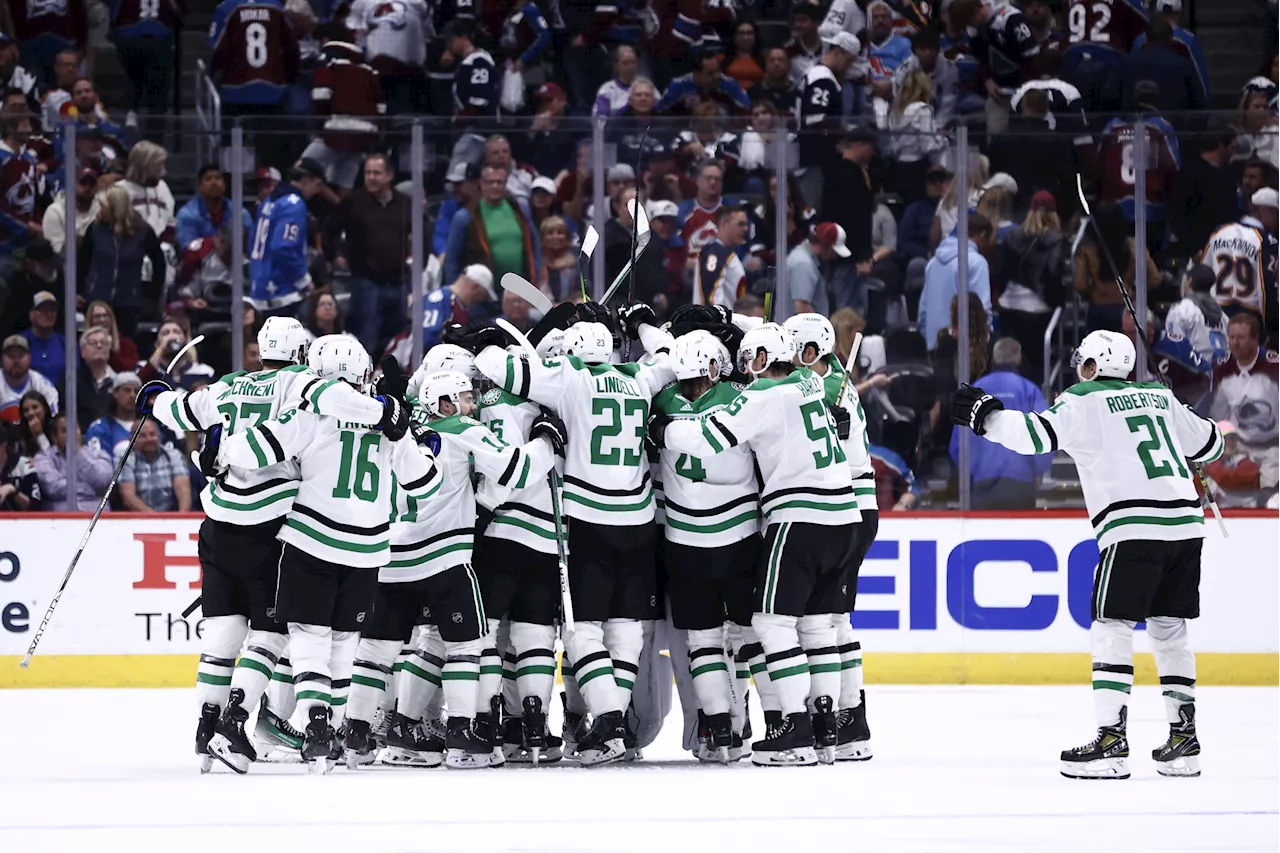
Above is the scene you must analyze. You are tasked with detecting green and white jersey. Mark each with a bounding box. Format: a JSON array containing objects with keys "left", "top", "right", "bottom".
[
  {"left": 476, "top": 388, "right": 566, "bottom": 556},
  {"left": 388, "top": 408, "right": 556, "bottom": 581},
  {"left": 984, "top": 379, "right": 1223, "bottom": 550},
  {"left": 219, "top": 408, "right": 438, "bottom": 568},
  {"left": 652, "top": 381, "right": 759, "bottom": 548},
  {"left": 151, "top": 365, "right": 385, "bottom": 525},
  {"left": 821, "top": 359, "right": 876, "bottom": 511},
  {"left": 664, "top": 368, "right": 860, "bottom": 527},
  {"left": 474, "top": 348, "right": 674, "bottom": 527}
]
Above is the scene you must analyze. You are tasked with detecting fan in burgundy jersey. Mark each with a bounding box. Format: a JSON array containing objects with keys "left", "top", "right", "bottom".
[
  {"left": 1096, "top": 111, "right": 1181, "bottom": 222},
  {"left": 1064, "top": 0, "right": 1147, "bottom": 57},
  {"left": 113, "top": 0, "right": 184, "bottom": 37},
  {"left": 209, "top": 0, "right": 301, "bottom": 105},
  {"left": 6, "top": 0, "right": 87, "bottom": 77},
  {"left": 0, "top": 113, "right": 41, "bottom": 251},
  {"left": 309, "top": 41, "right": 384, "bottom": 152}
]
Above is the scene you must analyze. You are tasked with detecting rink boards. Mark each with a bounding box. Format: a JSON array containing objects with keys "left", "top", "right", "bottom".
[{"left": 1, "top": 511, "right": 1275, "bottom": 687}]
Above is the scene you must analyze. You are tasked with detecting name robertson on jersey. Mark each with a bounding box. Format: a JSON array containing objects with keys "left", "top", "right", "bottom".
[
  {"left": 595, "top": 375, "right": 641, "bottom": 397},
  {"left": 1104, "top": 391, "right": 1171, "bottom": 414}
]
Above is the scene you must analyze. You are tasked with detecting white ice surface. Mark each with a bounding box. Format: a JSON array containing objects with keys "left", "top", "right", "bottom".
[{"left": 0, "top": 686, "right": 1275, "bottom": 853}]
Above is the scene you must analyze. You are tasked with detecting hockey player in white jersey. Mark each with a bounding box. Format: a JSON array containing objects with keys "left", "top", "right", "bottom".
[
  {"left": 648, "top": 323, "right": 861, "bottom": 767},
  {"left": 211, "top": 336, "right": 437, "bottom": 774},
  {"left": 135, "top": 317, "right": 410, "bottom": 772},
  {"left": 455, "top": 313, "right": 674, "bottom": 765},
  {"left": 784, "top": 312, "right": 876, "bottom": 761},
  {"left": 952, "top": 330, "right": 1223, "bottom": 780}
]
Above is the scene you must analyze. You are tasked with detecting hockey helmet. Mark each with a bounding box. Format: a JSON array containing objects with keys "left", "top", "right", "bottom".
[
  {"left": 420, "top": 370, "right": 476, "bottom": 418},
  {"left": 737, "top": 322, "right": 796, "bottom": 377},
  {"left": 672, "top": 330, "right": 729, "bottom": 382},
  {"left": 408, "top": 343, "right": 479, "bottom": 400},
  {"left": 309, "top": 334, "right": 373, "bottom": 388},
  {"left": 563, "top": 321, "right": 613, "bottom": 364},
  {"left": 1071, "top": 330, "right": 1136, "bottom": 381},
  {"left": 258, "top": 316, "right": 310, "bottom": 365},
  {"left": 783, "top": 313, "right": 835, "bottom": 366},
  {"left": 537, "top": 327, "right": 567, "bottom": 358}
]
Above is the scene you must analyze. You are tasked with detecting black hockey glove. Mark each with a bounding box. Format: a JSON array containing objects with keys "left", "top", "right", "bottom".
[
  {"left": 951, "top": 383, "right": 1004, "bottom": 436},
  {"left": 528, "top": 301, "right": 578, "bottom": 346},
  {"left": 710, "top": 321, "right": 744, "bottom": 360},
  {"left": 443, "top": 320, "right": 513, "bottom": 355},
  {"left": 196, "top": 424, "right": 226, "bottom": 479},
  {"left": 530, "top": 409, "right": 569, "bottom": 457},
  {"left": 618, "top": 301, "right": 657, "bottom": 341},
  {"left": 646, "top": 410, "right": 672, "bottom": 451},
  {"left": 666, "top": 303, "right": 723, "bottom": 337},
  {"left": 830, "top": 405, "right": 852, "bottom": 440},
  {"left": 576, "top": 300, "right": 613, "bottom": 328},
  {"left": 411, "top": 420, "right": 441, "bottom": 455},
  {"left": 375, "top": 354, "right": 408, "bottom": 399},
  {"left": 135, "top": 378, "right": 171, "bottom": 416},
  {"left": 378, "top": 395, "right": 411, "bottom": 441}
]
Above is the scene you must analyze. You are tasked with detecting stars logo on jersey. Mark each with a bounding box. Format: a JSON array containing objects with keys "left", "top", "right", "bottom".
[
  {"left": 480, "top": 388, "right": 503, "bottom": 406},
  {"left": 459, "top": 416, "right": 483, "bottom": 426}
]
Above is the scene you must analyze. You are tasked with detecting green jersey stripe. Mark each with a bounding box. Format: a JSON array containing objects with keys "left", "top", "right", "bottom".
[
  {"left": 1023, "top": 413, "right": 1044, "bottom": 454},
  {"left": 245, "top": 430, "right": 269, "bottom": 467},
  {"left": 490, "top": 515, "right": 556, "bottom": 540},
  {"left": 1097, "top": 514, "right": 1204, "bottom": 537},
  {"left": 665, "top": 510, "right": 760, "bottom": 535},
  {"left": 386, "top": 541, "right": 472, "bottom": 568},
  {"left": 766, "top": 499, "right": 859, "bottom": 515},
  {"left": 563, "top": 490, "right": 653, "bottom": 513},
  {"left": 285, "top": 518, "right": 387, "bottom": 553},
  {"left": 208, "top": 486, "right": 298, "bottom": 512}
]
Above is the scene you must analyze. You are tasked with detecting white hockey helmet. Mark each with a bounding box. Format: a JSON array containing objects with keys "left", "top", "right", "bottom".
[
  {"left": 308, "top": 334, "right": 373, "bottom": 388},
  {"left": 258, "top": 316, "right": 309, "bottom": 365},
  {"left": 783, "top": 313, "right": 835, "bottom": 366},
  {"left": 536, "top": 327, "right": 567, "bottom": 358},
  {"left": 419, "top": 369, "right": 476, "bottom": 418},
  {"left": 563, "top": 321, "right": 613, "bottom": 364},
  {"left": 1071, "top": 330, "right": 1136, "bottom": 381},
  {"left": 672, "top": 330, "right": 730, "bottom": 382},
  {"left": 737, "top": 322, "right": 796, "bottom": 377}
]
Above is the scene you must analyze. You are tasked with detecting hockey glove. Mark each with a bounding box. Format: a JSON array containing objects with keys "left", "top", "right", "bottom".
[
  {"left": 618, "top": 301, "right": 657, "bottom": 340},
  {"left": 830, "top": 405, "right": 852, "bottom": 440},
  {"left": 411, "top": 420, "right": 442, "bottom": 456},
  {"left": 443, "top": 321, "right": 513, "bottom": 355},
  {"left": 530, "top": 409, "right": 568, "bottom": 457},
  {"left": 377, "top": 395, "right": 411, "bottom": 441},
  {"left": 667, "top": 303, "right": 723, "bottom": 337},
  {"left": 135, "top": 378, "right": 171, "bottom": 416},
  {"left": 375, "top": 354, "right": 408, "bottom": 399},
  {"left": 528, "top": 301, "right": 579, "bottom": 346},
  {"left": 951, "top": 383, "right": 1003, "bottom": 436},
  {"left": 576, "top": 300, "right": 613, "bottom": 328},
  {"left": 646, "top": 410, "right": 672, "bottom": 451},
  {"left": 196, "top": 424, "right": 226, "bottom": 479},
  {"left": 710, "top": 321, "right": 744, "bottom": 360}
]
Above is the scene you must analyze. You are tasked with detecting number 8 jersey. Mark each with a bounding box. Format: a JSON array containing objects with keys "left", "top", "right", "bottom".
[{"left": 982, "top": 379, "right": 1223, "bottom": 550}]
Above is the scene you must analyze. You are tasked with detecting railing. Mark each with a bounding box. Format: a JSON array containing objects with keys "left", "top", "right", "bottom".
[{"left": 193, "top": 60, "right": 220, "bottom": 169}]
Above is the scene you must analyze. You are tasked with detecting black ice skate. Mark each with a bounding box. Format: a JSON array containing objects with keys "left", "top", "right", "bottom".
[
  {"left": 208, "top": 689, "right": 259, "bottom": 774},
  {"left": 560, "top": 692, "right": 587, "bottom": 759},
  {"left": 751, "top": 711, "right": 818, "bottom": 767},
  {"left": 576, "top": 710, "right": 627, "bottom": 767},
  {"left": 705, "top": 712, "right": 734, "bottom": 764},
  {"left": 196, "top": 702, "right": 219, "bottom": 774},
  {"left": 343, "top": 718, "right": 376, "bottom": 769},
  {"left": 1061, "top": 707, "right": 1130, "bottom": 779},
  {"left": 252, "top": 697, "right": 303, "bottom": 763},
  {"left": 302, "top": 705, "right": 337, "bottom": 775},
  {"left": 811, "top": 695, "right": 838, "bottom": 764},
  {"left": 445, "top": 716, "right": 494, "bottom": 769},
  {"left": 475, "top": 696, "right": 506, "bottom": 767},
  {"left": 835, "top": 690, "right": 873, "bottom": 761},
  {"left": 1152, "top": 703, "right": 1201, "bottom": 778},
  {"left": 377, "top": 712, "right": 444, "bottom": 768},
  {"left": 519, "top": 695, "right": 561, "bottom": 765}
]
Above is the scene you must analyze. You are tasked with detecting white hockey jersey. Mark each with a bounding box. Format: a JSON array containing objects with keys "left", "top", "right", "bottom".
[
  {"left": 821, "top": 358, "right": 877, "bottom": 512},
  {"left": 663, "top": 368, "right": 860, "bottom": 528},
  {"left": 652, "top": 380, "right": 760, "bottom": 548},
  {"left": 1203, "top": 221, "right": 1266, "bottom": 318},
  {"left": 219, "top": 408, "right": 438, "bottom": 567},
  {"left": 348, "top": 0, "right": 431, "bottom": 67},
  {"left": 477, "top": 387, "right": 565, "bottom": 556},
  {"left": 387, "top": 408, "right": 556, "bottom": 582},
  {"left": 984, "top": 379, "right": 1223, "bottom": 550},
  {"left": 474, "top": 349, "right": 674, "bottom": 527},
  {"left": 151, "top": 365, "right": 385, "bottom": 525},
  {"left": 1163, "top": 296, "right": 1228, "bottom": 366}
]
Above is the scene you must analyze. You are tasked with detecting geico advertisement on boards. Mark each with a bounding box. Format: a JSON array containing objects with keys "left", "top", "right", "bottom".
[{"left": 0, "top": 516, "right": 1276, "bottom": 656}]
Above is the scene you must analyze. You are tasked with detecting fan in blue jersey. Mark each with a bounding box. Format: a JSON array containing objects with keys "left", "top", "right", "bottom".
[
  {"left": 422, "top": 263, "right": 501, "bottom": 351},
  {"left": 657, "top": 51, "right": 751, "bottom": 116},
  {"left": 970, "top": 0, "right": 1040, "bottom": 100},
  {"left": 248, "top": 158, "right": 325, "bottom": 318}
]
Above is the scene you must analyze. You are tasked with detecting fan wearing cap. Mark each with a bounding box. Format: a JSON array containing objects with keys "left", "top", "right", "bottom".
[
  {"left": 434, "top": 161, "right": 480, "bottom": 255},
  {"left": 0, "top": 333, "right": 59, "bottom": 423},
  {"left": 1132, "top": 0, "right": 1210, "bottom": 102},
  {"left": 787, "top": 222, "right": 851, "bottom": 317},
  {"left": 85, "top": 371, "right": 145, "bottom": 461},
  {"left": 444, "top": 19, "right": 498, "bottom": 126},
  {"left": 176, "top": 164, "right": 254, "bottom": 251},
  {"left": 42, "top": 166, "right": 101, "bottom": 256},
  {"left": 18, "top": 289, "right": 65, "bottom": 384},
  {"left": 796, "top": 30, "right": 859, "bottom": 212},
  {"left": 646, "top": 199, "right": 687, "bottom": 309},
  {"left": 1233, "top": 77, "right": 1280, "bottom": 170},
  {"left": 247, "top": 157, "right": 325, "bottom": 318},
  {"left": 422, "top": 263, "right": 500, "bottom": 351},
  {"left": 251, "top": 166, "right": 280, "bottom": 216},
  {"left": 1152, "top": 264, "right": 1228, "bottom": 407},
  {"left": 521, "top": 83, "right": 578, "bottom": 179}
]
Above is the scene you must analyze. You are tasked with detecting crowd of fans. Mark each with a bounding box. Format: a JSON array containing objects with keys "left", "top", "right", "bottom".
[{"left": 0, "top": 0, "right": 1277, "bottom": 512}]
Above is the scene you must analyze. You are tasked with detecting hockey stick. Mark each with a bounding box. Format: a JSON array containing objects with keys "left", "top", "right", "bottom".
[
  {"left": 601, "top": 199, "right": 651, "bottom": 306},
  {"left": 22, "top": 335, "right": 207, "bottom": 668},
  {"left": 500, "top": 272, "right": 554, "bottom": 315},
  {"left": 578, "top": 225, "right": 599, "bottom": 302},
  {"left": 835, "top": 332, "right": 864, "bottom": 403},
  {"left": 494, "top": 318, "right": 575, "bottom": 629},
  {"left": 1074, "top": 175, "right": 1228, "bottom": 537},
  {"left": 627, "top": 127, "right": 649, "bottom": 304}
]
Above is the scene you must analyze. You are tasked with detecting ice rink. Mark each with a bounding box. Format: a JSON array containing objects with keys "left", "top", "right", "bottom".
[{"left": 1, "top": 686, "right": 1275, "bottom": 853}]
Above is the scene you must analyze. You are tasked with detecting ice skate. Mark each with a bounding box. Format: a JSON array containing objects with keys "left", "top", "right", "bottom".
[
  {"left": 521, "top": 696, "right": 559, "bottom": 765},
  {"left": 445, "top": 717, "right": 493, "bottom": 769},
  {"left": 560, "top": 693, "right": 586, "bottom": 760},
  {"left": 751, "top": 711, "right": 818, "bottom": 767},
  {"left": 1061, "top": 707, "right": 1130, "bottom": 779},
  {"left": 834, "top": 690, "right": 873, "bottom": 761},
  {"left": 207, "top": 689, "right": 258, "bottom": 774},
  {"left": 576, "top": 710, "right": 627, "bottom": 767},
  {"left": 343, "top": 719, "right": 377, "bottom": 769},
  {"left": 502, "top": 716, "right": 530, "bottom": 763},
  {"left": 727, "top": 730, "right": 749, "bottom": 762},
  {"left": 1153, "top": 703, "right": 1201, "bottom": 778},
  {"left": 705, "top": 712, "right": 734, "bottom": 764},
  {"left": 302, "top": 706, "right": 337, "bottom": 775},
  {"left": 371, "top": 707, "right": 392, "bottom": 751},
  {"left": 195, "top": 702, "right": 219, "bottom": 774},
  {"left": 376, "top": 713, "right": 444, "bottom": 768},
  {"left": 476, "top": 696, "right": 506, "bottom": 767},
  {"left": 253, "top": 697, "right": 303, "bottom": 763},
  {"left": 811, "top": 695, "right": 838, "bottom": 764}
]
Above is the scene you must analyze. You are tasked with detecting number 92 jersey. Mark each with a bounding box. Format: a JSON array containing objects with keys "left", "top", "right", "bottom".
[{"left": 1204, "top": 220, "right": 1269, "bottom": 321}]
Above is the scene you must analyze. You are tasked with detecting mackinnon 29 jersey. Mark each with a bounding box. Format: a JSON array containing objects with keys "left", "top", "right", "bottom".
[{"left": 982, "top": 379, "right": 1222, "bottom": 550}]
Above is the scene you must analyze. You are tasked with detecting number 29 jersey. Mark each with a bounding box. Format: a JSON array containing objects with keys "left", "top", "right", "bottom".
[
  {"left": 1203, "top": 221, "right": 1268, "bottom": 321},
  {"left": 983, "top": 379, "right": 1222, "bottom": 550}
]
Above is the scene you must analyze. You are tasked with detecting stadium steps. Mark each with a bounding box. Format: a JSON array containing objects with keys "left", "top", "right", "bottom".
[{"left": 1192, "top": 0, "right": 1274, "bottom": 106}]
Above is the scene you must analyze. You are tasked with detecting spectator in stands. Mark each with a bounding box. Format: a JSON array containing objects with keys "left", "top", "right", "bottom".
[
  {"left": 42, "top": 167, "right": 100, "bottom": 257},
  {"left": 1104, "top": 19, "right": 1206, "bottom": 114},
  {"left": 1023, "top": 0, "right": 1066, "bottom": 54},
  {"left": 15, "top": 388, "right": 50, "bottom": 453},
  {"left": 823, "top": 129, "right": 878, "bottom": 314},
  {"left": 499, "top": 287, "right": 534, "bottom": 334},
  {"left": 84, "top": 300, "right": 138, "bottom": 372},
  {"left": 111, "top": 0, "right": 180, "bottom": 124},
  {"left": 788, "top": 221, "right": 850, "bottom": 316},
  {"left": 975, "top": 182, "right": 1016, "bottom": 241},
  {"left": 1239, "top": 159, "right": 1273, "bottom": 217},
  {"left": 0, "top": 420, "right": 40, "bottom": 509},
  {"left": 35, "top": 411, "right": 113, "bottom": 511},
  {"left": 932, "top": 153, "right": 988, "bottom": 250},
  {"left": 648, "top": 0, "right": 734, "bottom": 91},
  {"left": 950, "top": 337, "right": 1052, "bottom": 509},
  {"left": 528, "top": 175, "right": 566, "bottom": 233},
  {"left": 297, "top": 41, "right": 384, "bottom": 192},
  {"left": 0, "top": 237, "right": 60, "bottom": 336},
  {"left": 484, "top": 134, "right": 535, "bottom": 201},
  {"left": 421, "top": 264, "right": 499, "bottom": 350},
  {"left": 0, "top": 32, "right": 38, "bottom": 113},
  {"left": 61, "top": 77, "right": 123, "bottom": 138},
  {"left": 721, "top": 100, "right": 795, "bottom": 195},
  {"left": 1074, "top": 200, "right": 1159, "bottom": 334},
  {"left": 40, "top": 48, "right": 85, "bottom": 129},
  {"left": 7, "top": 0, "right": 83, "bottom": 88},
  {"left": 678, "top": 159, "right": 728, "bottom": 257},
  {"left": 209, "top": 0, "right": 300, "bottom": 156},
  {"left": 136, "top": 316, "right": 212, "bottom": 387},
  {"left": 920, "top": 213, "right": 993, "bottom": 351},
  {"left": 724, "top": 20, "right": 764, "bottom": 92},
  {"left": 1001, "top": 191, "right": 1066, "bottom": 380},
  {"left": 641, "top": 199, "right": 684, "bottom": 316},
  {"left": 675, "top": 102, "right": 732, "bottom": 167},
  {"left": 1134, "top": 0, "right": 1210, "bottom": 101},
  {"left": 119, "top": 141, "right": 175, "bottom": 244},
  {"left": 658, "top": 50, "right": 751, "bottom": 116},
  {"left": 79, "top": 185, "right": 165, "bottom": 339},
  {"left": 520, "top": 84, "right": 580, "bottom": 180},
  {"left": 604, "top": 186, "right": 641, "bottom": 285},
  {"left": 593, "top": 45, "right": 639, "bottom": 117},
  {"left": 434, "top": 161, "right": 480, "bottom": 256},
  {"left": 303, "top": 291, "right": 346, "bottom": 340},
  {"left": 444, "top": 19, "right": 498, "bottom": 128},
  {"left": 1205, "top": 421, "right": 1266, "bottom": 507},
  {"left": 538, "top": 215, "right": 578, "bottom": 301},
  {"left": 888, "top": 69, "right": 947, "bottom": 204},
  {"left": 250, "top": 166, "right": 279, "bottom": 218},
  {"left": 786, "top": 3, "right": 824, "bottom": 89},
  {"left": 865, "top": 1, "right": 913, "bottom": 106},
  {"left": 748, "top": 48, "right": 798, "bottom": 116},
  {"left": 751, "top": 173, "right": 816, "bottom": 267},
  {"left": 19, "top": 290, "right": 64, "bottom": 384},
  {"left": 1234, "top": 78, "right": 1280, "bottom": 170},
  {"left": 796, "top": 32, "right": 859, "bottom": 213},
  {"left": 892, "top": 23, "right": 958, "bottom": 127},
  {"left": 498, "top": 0, "right": 552, "bottom": 89},
  {"left": 900, "top": 166, "right": 950, "bottom": 311},
  {"left": 870, "top": 443, "right": 921, "bottom": 510},
  {"left": 175, "top": 165, "right": 252, "bottom": 251},
  {"left": 692, "top": 205, "right": 748, "bottom": 308},
  {"left": 444, "top": 163, "right": 539, "bottom": 289},
  {"left": 867, "top": 198, "right": 901, "bottom": 330},
  {"left": 1210, "top": 313, "right": 1278, "bottom": 492},
  {"left": 554, "top": 140, "right": 595, "bottom": 226},
  {"left": 0, "top": 111, "right": 41, "bottom": 258},
  {"left": 1170, "top": 124, "right": 1241, "bottom": 254},
  {"left": 1155, "top": 264, "right": 1226, "bottom": 407},
  {"left": 85, "top": 370, "right": 140, "bottom": 460},
  {"left": 73, "top": 324, "right": 112, "bottom": 432},
  {"left": 0, "top": 333, "right": 58, "bottom": 421},
  {"left": 118, "top": 418, "right": 190, "bottom": 512}
]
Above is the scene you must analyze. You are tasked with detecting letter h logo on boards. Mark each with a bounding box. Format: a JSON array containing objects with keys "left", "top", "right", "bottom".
[{"left": 133, "top": 533, "right": 202, "bottom": 590}]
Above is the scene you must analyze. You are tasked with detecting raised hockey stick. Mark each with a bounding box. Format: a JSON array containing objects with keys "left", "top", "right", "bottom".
[
  {"left": 578, "top": 225, "right": 599, "bottom": 302},
  {"left": 601, "top": 199, "right": 651, "bottom": 306},
  {"left": 627, "top": 127, "right": 648, "bottom": 304},
  {"left": 1075, "top": 175, "right": 1228, "bottom": 537},
  {"left": 500, "top": 272, "right": 554, "bottom": 315},
  {"left": 494, "top": 318, "right": 575, "bottom": 629},
  {"left": 835, "top": 332, "right": 864, "bottom": 402},
  {"left": 22, "top": 335, "right": 207, "bottom": 668}
]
